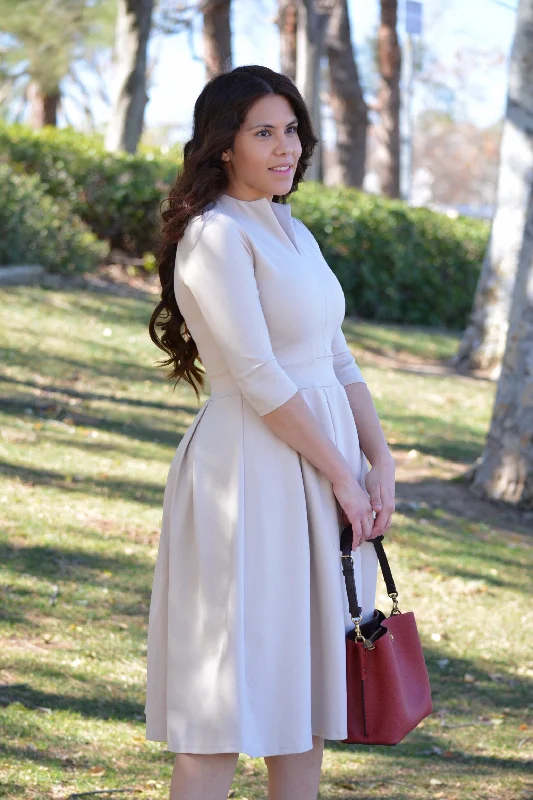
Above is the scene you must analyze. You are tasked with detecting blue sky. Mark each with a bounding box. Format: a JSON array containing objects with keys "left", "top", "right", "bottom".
[{"left": 62, "top": 0, "right": 518, "bottom": 142}]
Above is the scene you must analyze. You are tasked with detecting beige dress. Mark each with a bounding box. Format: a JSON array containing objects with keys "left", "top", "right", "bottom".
[{"left": 144, "top": 192, "right": 379, "bottom": 758}]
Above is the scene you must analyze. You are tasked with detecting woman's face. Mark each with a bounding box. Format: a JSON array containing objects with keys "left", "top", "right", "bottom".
[{"left": 221, "top": 93, "right": 303, "bottom": 201}]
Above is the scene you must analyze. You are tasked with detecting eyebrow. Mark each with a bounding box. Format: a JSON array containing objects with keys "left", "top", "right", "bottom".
[{"left": 248, "top": 118, "right": 298, "bottom": 130}]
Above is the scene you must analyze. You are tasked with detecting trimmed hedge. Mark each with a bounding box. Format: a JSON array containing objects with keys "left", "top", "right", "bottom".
[
  {"left": 0, "top": 122, "right": 181, "bottom": 256},
  {"left": 290, "top": 183, "right": 489, "bottom": 329},
  {"left": 0, "top": 160, "right": 107, "bottom": 274},
  {"left": 0, "top": 122, "right": 489, "bottom": 327}
]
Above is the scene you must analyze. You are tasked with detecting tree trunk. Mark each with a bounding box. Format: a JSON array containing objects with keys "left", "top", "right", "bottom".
[
  {"left": 467, "top": 176, "right": 533, "bottom": 508},
  {"left": 325, "top": 0, "right": 368, "bottom": 188},
  {"left": 452, "top": 0, "right": 533, "bottom": 376},
  {"left": 105, "top": 0, "right": 154, "bottom": 154},
  {"left": 295, "top": 0, "right": 333, "bottom": 182},
  {"left": 203, "top": 0, "right": 232, "bottom": 80},
  {"left": 28, "top": 81, "right": 60, "bottom": 127},
  {"left": 376, "top": 0, "right": 401, "bottom": 198},
  {"left": 277, "top": 0, "right": 298, "bottom": 81}
]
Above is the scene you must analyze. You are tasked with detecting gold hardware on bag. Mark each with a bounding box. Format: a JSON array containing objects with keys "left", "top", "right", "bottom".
[
  {"left": 351, "top": 613, "right": 376, "bottom": 650},
  {"left": 389, "top": 591, "right": 401, "bottom": 615}
]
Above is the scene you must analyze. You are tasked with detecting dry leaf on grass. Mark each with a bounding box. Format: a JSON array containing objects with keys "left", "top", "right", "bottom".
[{"left": 88, "top": 766, "right": 105, "bottom": 776}]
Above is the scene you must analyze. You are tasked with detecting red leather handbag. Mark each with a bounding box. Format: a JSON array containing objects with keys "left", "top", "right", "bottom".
[{"left": 339, "top": 525, "right": 433, "bottom": 745}]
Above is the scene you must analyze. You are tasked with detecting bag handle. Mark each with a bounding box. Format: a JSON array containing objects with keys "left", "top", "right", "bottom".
[{"left": 340, "top": 524, "right": 401, "bottom": 630}]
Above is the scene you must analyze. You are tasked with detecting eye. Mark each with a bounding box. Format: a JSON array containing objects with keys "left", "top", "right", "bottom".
[{"left": 256, "top": 124, "right": 299, "bottom": 137}]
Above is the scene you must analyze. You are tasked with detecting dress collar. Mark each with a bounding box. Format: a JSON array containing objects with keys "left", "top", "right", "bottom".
[{"left": 216, "top": 192, "right": 301, "bottom": 256}]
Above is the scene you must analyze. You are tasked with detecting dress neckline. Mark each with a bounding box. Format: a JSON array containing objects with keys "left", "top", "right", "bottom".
[
  {"left": 220, "top": 192, "right": 292, "bottom": 211},
  {"left": 217, "top": 192, "right": 300, "bottom": 256}
]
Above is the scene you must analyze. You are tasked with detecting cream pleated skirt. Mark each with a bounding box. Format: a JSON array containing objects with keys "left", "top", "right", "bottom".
[{"left": 144, "top": 356, "right": 379, "bottom": 757}]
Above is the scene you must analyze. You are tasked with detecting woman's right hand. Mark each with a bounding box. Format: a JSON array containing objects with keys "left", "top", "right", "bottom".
[{"left": 332, "top": 472, "right": 374, "bottom": 549}]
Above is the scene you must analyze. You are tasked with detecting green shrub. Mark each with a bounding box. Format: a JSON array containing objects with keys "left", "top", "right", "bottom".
[
  {"left": 0, "top": 160, "right": 107, "bottom": 273},
  {"left": 0, "top": 122, "right": 180, "bottom": 256},
  {"left": 290, "top": 183, "right": 489, "bottom": 328}
]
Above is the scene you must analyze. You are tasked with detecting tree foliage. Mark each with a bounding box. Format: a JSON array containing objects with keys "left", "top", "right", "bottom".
[{"left": 0, "top": 0, "right": 116, "bottom": 113}]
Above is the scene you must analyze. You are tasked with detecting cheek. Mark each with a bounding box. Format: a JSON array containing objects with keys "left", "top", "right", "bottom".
[
  {"left": 246, "top": 142, "right": 269, "bottom": 169},
  {"left": 235, "top": 138, "right": 264, "bottom": 170}
]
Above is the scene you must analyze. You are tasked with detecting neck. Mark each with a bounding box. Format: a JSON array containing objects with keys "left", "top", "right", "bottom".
[{"left": 224, "top": 186, "right": 273, "bottom": 203}]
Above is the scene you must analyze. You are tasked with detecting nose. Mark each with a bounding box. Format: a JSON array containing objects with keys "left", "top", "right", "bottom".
[{"left": 274, "top": 135, "right": 294, "bottom": 156}]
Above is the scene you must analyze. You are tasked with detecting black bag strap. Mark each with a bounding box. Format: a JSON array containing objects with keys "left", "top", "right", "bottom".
[{"left": 340, "top": 524, "right": 398, "bottom": 620}]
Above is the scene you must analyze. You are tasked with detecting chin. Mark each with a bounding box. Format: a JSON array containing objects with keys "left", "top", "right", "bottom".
[{"left": 268, "top": 178, "right": 293, "bottom": 190}]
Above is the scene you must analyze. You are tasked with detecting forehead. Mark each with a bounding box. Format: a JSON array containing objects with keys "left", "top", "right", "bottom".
[{"left": 245, "top": 94, "right": 297, "bottom": 126}]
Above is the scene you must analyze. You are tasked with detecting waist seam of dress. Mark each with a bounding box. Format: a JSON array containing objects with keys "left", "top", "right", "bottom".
[{"left": 208, "top": 381, "right": 341, "bottom": 402}]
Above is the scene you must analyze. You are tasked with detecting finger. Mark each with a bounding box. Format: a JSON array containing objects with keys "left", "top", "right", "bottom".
[
  {"left": 361, "top": 513, "right": 373, "bottom": 541},
  {"left": 372, "top": 509, "right": 392, "bottom": 538},
  {"left": 370, "top": 511, "right": 386, "bottom": 536},
  {"left": 351, "top": 520, "right": 363, "bottom": 549},
  {"left": 370, "top": 484, "right": 383, "bottom": 512},
  {"left": 383, "top": 513, "right": 392, "bottom": 533},
  {"left": 381, "top": 494, "right": 395, "bottom": 516},
  {"left": 368, "top": 509, "right": 387, "bottom": 537}
]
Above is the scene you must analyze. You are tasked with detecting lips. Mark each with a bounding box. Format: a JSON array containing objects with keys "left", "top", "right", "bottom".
[{"left": 269, "top": 165, "right": 292, "bottom": 173}]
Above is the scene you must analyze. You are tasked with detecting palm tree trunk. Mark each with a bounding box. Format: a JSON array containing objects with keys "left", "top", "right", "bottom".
[
  {"left": 203, "top": 0, "right": 232, "bottom": 80},
  {"left": 325, "top": 0, "right": 368, "bottom": 187},
  {"left": 28, "top": 82, "right": 60, "bottom": 127},
  {"left": 295, "top": 0, "right": 333, "bottom": 182},
  {"left": 277, "top": 0, "right": 298, "bottom": 81},
  {"left": 376, "top": 0, "right": 401, "bottom": 198},
  {"left": 105, "top": 0, "right": 154, "bottom": 154}
]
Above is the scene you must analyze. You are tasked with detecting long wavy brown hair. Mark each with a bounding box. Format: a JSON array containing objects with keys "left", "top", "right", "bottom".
[{"left": 148, "top": 64, "right": 319, "bottom": 403}]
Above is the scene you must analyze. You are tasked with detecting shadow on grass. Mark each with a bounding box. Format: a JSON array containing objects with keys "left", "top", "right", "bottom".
[
  {"left": 348, "top": 335, "right": 460, "bottom": 368},
  {"left": 0, "top": 458, "right": 167, "bottom": 506},
  {"left": 383, "top": 413, "right": 485, "bottom": 464},
  {"left": 25, "top": 286, "right": 155, "bottom": 329},
  {"left": 39, "top": 429, "right": 175, "bottom": 461},
  {"left": 396, "top": 471, "right": 533, "bottom": 527},
  {"left": 0, "top": 394, "right": 200, "bottom": 451},
  {"left": 0, "top": 742, "right": 90, "bottom": 772},
  {"left": 0, "top": 683, "right": 144, "bottom": 722},
  {"left": 0, "top": 780, "right": 27, "bottom": 798},
  {"left": 0, "top": 538, "right": 153, "bottom": 598},
  {"left": 0, "top": 371, "right": 203, "bottom": 412},
  {"left": 326, "top": 735, "right": 532, "bottom": 773},
  {"left": 1, "top": 345, "right": 161, "bottom": 388},
  {"left": 322, "top": 742, "right": 532, "bottom": 800},
  {"left": 0, "top": 606, "right": 28, "bottom": 627}
]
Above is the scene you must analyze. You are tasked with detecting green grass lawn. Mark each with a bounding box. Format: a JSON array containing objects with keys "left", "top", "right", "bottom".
[{"left": 0, "top": 285, "right": 532, "bottom": 800}]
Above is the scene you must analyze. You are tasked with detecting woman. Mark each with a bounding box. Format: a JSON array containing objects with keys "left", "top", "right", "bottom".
[{"left": 146, "top": 64, "right": 396, "bottom": 800}]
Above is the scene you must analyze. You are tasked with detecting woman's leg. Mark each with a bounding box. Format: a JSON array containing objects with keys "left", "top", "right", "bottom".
[
  {"left": 169, "top": 752, "right": 240, "bottom": 800},
  {"left": 263, "top": 735, "right": 325, "bottom": 800}
]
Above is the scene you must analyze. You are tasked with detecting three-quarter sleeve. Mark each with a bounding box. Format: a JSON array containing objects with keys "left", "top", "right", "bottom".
[
  {"left": 331, "top": 325, "right": 366, "bottom": 387},
  {"left": 177, "top": 214, "right": 300, "bottom": 417}
]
